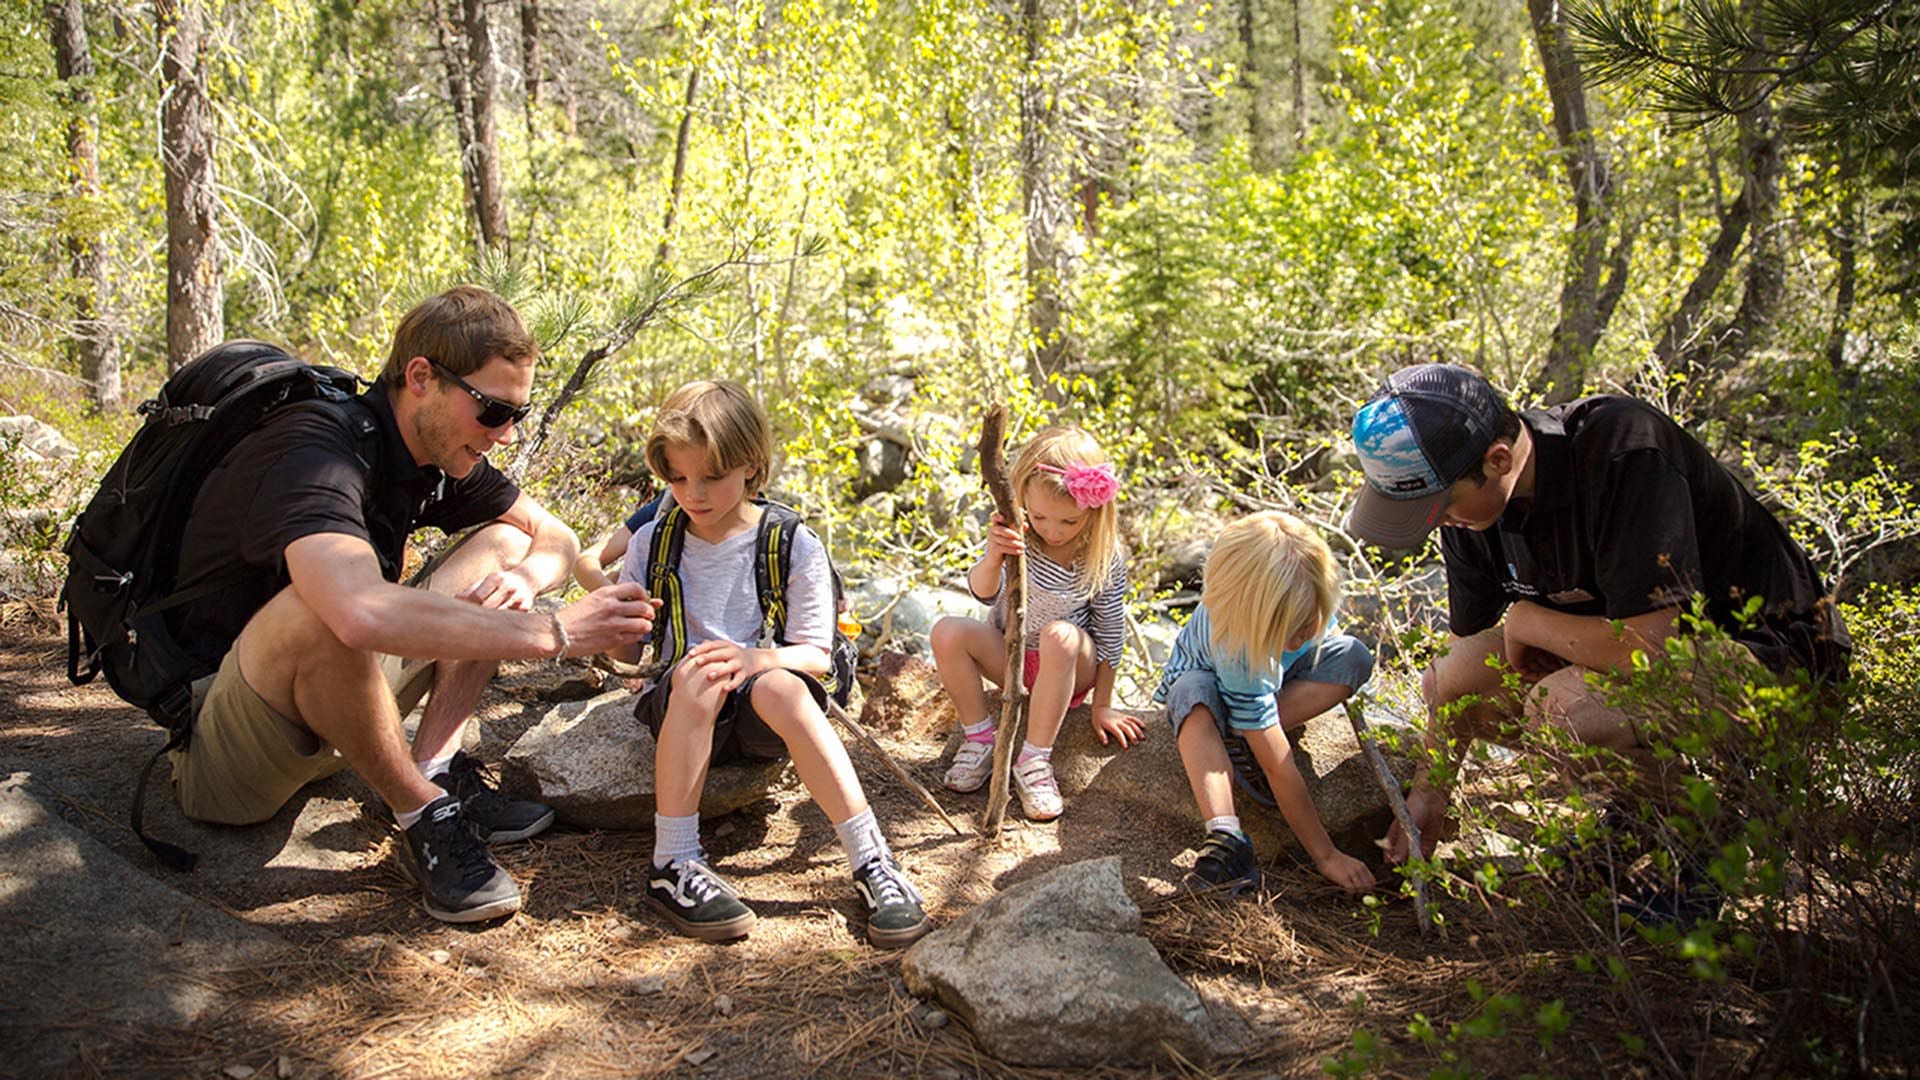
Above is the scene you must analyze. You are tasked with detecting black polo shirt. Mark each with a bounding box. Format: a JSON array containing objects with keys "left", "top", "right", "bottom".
[
  {"left": 1441, "top": 395, "right": 1848, "bottom": 677},
  {"left": 170, "top": 387, "right": 520, "bottom": 669}
]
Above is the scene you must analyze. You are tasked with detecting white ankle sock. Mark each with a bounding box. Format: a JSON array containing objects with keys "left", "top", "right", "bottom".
[
  {"left": 652, "top": 812, "right": 702, "bottom": 869},
  {"left": 416, "top": 752, "right": 455, "bottom": 782},
  {"left": 1017, "top": 740, "right": 1052, "bottom": 764},
  {"left": 394, "top": 798, "right": 434, "bottom": 830},
  {"left": 1205, "top": 815, "right": 1244, "bottom": 839},
  {"left": 962, "top": 719, "right": 995, "bottom": 744},
  {"left": 834, "top": 808, "right": 887, "bottom": 873}
]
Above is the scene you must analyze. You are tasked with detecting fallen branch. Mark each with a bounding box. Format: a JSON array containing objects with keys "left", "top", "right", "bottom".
[
  {"left": 826, "top": 700, "right": 965, "bottom": 836},
  {"left": 1344, "top": 696, "right": 1434, "bottom": 937},
  {"left": 977, "top": 402, "right": 1026, "bottom": 841}
]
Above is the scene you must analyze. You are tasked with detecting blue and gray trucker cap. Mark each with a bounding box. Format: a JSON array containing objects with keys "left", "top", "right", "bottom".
[{"left": 1345, "top": 364, "right": 1506, "bottom": 549}]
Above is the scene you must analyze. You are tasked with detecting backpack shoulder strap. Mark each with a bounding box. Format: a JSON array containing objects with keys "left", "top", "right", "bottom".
[
  {"left": 754, "top": 500, "right": 803, "bottom": 645},
  {"left": 644, "top": 503, "right": 691, "bottom": 666}
]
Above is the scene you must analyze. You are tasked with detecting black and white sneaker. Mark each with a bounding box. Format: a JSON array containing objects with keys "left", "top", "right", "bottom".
[
  {"left": 395, "top": 794, "right": 523, "bottom": 923},
  {"left": 645, "top": 857, "right": 756, "bottom": 942},
  {"left": 432, "top": 751, "right": 556, "bottom": 844},
  {"left": 853, "top": 855, "right": 930, "bottom": 948}
]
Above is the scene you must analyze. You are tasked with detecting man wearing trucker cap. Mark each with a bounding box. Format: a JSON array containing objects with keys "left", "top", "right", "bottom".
[{"left": 1346, "top": 364, "right": 1848, "bottom": 869}]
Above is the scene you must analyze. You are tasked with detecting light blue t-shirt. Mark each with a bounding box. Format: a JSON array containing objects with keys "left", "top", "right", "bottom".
[{"left": 1150, "top": 604, "right": 1330, "bottom": 730}]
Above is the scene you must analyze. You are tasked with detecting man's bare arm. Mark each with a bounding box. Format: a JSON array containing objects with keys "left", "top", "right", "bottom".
[
  {"left": 285, "top": 532, "right": 656, "bottom": 660},
  {"left": 455, "top": 492, "right": 582, "bottom": 610},
  {"left": 1506, "top": 600, "right": 1679, "bottom": 676}
]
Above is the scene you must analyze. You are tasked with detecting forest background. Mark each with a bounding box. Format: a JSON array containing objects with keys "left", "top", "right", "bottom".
[{"left": 3, "top": 0, "right": 1920, "bottom": 1074}]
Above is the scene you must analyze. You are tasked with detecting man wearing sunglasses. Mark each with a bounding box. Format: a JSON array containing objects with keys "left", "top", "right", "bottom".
[{"left": 165, "top": 286, "right": 662, "bottom": 923}]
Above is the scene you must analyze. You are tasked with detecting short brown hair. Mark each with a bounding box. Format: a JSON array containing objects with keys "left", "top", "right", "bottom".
[
  {"left": 380, "top": 285, "right": 537, "bottom": 386},
  {"left": 645, "top": 380, "right": 773, "bottom": 495}
]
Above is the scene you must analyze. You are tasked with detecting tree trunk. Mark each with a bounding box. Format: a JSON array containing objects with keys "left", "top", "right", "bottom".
[
  {"left": 657, "top": 62, "right": 701, "bottom": 268},
  {"left": 436, "top": 1, "right": 483, "bottom": 254},
  {"left": 1018, "top": 0, "right": 1067, "bottom": 399},
  {"left": 519, "top": 0, "right": 541, "bottom": 109},
  {"left": 1527, "top": 0, "right": 1626, "bottom": 401},
  {"left": 1656, "top": 10, "right": 1782, "bottom": 393},
  {"left": 1290, "top": 0, "right": 1306, "bottom": 153},
  {"left": 46, "top": 0, "right": 121, "bottom": 411},
  {"left": 1824, "top": 189, "right": 1859, "bottom": 389},
  {"left": 1242, "top": 0, "right": 1276, "bottom": 171},
  {"left": 463, "top": 0, "right": 509, "bottom": 253},
  {"left": 155, "top": 0, "right": 221, "bottom": 372}
]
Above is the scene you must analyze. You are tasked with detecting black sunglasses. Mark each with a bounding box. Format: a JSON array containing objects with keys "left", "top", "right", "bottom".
[{"left": 429, "top": 360, "right": 533, "bottom": 428}]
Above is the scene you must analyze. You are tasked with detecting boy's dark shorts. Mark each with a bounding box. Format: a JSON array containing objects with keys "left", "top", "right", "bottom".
[{"left": 633, "top": 666, "right": 829, "bottom": 766}]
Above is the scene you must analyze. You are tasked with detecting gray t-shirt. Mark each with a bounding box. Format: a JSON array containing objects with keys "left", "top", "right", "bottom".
[{"left": 618, "top": 510, "right": 834, "bottom": 656}]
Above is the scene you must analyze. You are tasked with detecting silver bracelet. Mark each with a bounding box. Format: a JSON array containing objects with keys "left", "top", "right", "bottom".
[{"left": 548, "top": 610, "right": 571, "bottom": 661}]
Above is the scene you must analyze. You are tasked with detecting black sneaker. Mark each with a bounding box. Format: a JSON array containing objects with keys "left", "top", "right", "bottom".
[
  {"left": 1188, "top": 829, "right": 1259, "bottom": 896},
  {"left": 645, "top": 857, "right": 756, "bottom": 942},
  {"left": 1224, "top": 734, "right": 1277, "bottom": 809},
  {"left": 853, "top": 854, "right": 930, "bottom": 948},
  {"left": 433, "top": 751, "right": 556, "bottom": 844},
  {"left": 395, "top": 795, "right": 523, "bottom": 923}
]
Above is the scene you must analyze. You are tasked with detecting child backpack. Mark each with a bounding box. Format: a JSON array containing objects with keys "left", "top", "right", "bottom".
[
  {"left": 641, "top": 498, "right": 860, "bottom": 708},
  {"left": 60, "top": 339, "right": 375, "bottom": 868}
]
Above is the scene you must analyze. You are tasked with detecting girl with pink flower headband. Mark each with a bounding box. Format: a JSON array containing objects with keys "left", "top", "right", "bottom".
[{"left": 929, "top": 426, "right": 1139, "bottom": 821}]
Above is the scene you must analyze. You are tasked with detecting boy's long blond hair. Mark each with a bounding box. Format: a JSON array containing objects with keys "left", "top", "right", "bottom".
[
  {"left": 1009, "top": 426, "right": 1122, "bottom": 599},
  {"left": 645, "top": 380, "right": 773, "bottom": 495},
  {"left": 1202, "top": 511, "right": 1339, "bottom": 673}
]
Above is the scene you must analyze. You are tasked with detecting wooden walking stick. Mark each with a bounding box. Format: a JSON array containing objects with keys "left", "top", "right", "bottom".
[
  {"left": 1344, "top": 696, "right": 1433, "bottom": 936},
  {"left": 977, "top": 403, "right": 1027, "bottom": 840}
]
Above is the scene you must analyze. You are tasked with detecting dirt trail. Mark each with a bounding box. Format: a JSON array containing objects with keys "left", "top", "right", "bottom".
[{"left": 0, "top": 604, "right": 1440, "bottom": 1078}]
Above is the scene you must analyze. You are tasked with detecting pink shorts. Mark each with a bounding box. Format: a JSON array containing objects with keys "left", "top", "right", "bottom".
[{"left": 1022, "top": 648, "right": 1092, "bottom": 708}]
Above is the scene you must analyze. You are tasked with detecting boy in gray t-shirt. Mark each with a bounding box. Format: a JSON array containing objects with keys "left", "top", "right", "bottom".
[{"left": 606, "top": 379, "right": 929, "bottom": 948}]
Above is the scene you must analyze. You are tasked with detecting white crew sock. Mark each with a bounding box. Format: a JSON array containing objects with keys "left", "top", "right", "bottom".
[
  {"left": 834, "top": 807, "right": 888, "bottom": 873},
  {"left": 652, "top": 812, "right": 703, "bottom": 869},
  {"left": 1205, "top": 815, "right": 1245, "bottom": 839}
]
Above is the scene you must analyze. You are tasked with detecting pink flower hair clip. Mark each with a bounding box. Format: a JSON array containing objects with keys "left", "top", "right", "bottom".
[{"left": 1034, "top": 461, "right": 1120, "bottom": 509}]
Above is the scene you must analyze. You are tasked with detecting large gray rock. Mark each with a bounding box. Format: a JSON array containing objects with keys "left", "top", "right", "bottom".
[
  {"left": 902, "top": 857, "right": 1218, "bottom": 1066},
  {"left": 0, "top": 414, "right": 77, "bottom": 460},
  {"left": 845, "top": 578, "right": 980, "bottom": 655},
  {"left": 502, "top": 690, "right": 791, "bottom": 829},
  {"left": 0, "top": 773, "right": 286, "bottom": 1074},
  {"left": 852, "top": 435, "right": 910, "bottom": 497},
  {"left": 950, "top": 693, "right": 1414, "bottom": 856}
]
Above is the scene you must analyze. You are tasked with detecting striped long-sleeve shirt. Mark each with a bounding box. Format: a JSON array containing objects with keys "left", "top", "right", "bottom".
[
  {"left": 1151, "top": 604, "right": 1331, "bottom": 730},
  {"left": 987, "top": 549, "right": 1129, "bottom": 667}
]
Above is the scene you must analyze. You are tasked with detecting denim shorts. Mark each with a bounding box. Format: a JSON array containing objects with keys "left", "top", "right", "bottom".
[{"left": 1163, "top": 633, "right": 1374, "bottom": 737}]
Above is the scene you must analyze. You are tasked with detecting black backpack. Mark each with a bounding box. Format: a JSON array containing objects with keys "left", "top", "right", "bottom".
[
  {"left": 641, "top": 498, "right": 860, "bottom": 708},
  {"left": 61, "top": 340, "right": 373, "bottom": 868}
]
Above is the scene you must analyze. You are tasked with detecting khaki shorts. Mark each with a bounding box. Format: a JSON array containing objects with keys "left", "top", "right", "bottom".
[{"left": 169, "top": 649, "right": 436, "bottom": 825}]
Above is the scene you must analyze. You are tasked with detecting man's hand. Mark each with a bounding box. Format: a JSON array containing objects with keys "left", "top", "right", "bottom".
[
  {"left": 559, "top": 583, "right": 661, "bottom": 656},
  {"left": 1503, "top": 600, "right": 1571, "bottom": 679},
  {"left": 458, "top": 566, "right": 540, "bottom": 611},
  {"left": 1090, "top": 706, "right": 1144, "bottom": 748},
  {"left": 1381, "top": 785, "right": 1448, "bottom": 865}
]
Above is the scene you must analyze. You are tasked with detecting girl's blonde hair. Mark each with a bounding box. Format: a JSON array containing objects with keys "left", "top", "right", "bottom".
[
  {"left": 1201, "top": 511, "right": 1339, "bottom": 673},
  {"left": 645, "top": 380, "right": 773, "bottom": 495},
  {"left": 1009, "top": 425, "right": 1121, "bottom": 598}
]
